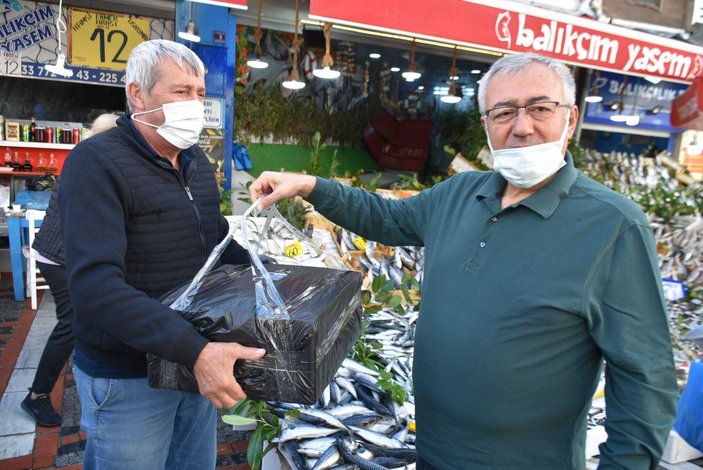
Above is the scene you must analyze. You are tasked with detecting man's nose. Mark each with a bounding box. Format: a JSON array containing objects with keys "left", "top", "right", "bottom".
[{"left": 512, "top": 108, "right": 534, "bottom": 135}]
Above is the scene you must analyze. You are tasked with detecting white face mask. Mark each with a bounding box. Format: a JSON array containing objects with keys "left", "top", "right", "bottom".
[
  {"left": 131, "top": 100, "right": 205, "bottom": 149},
  {"left": 487, "top": 111, "right": 571, "bottom": 189}
]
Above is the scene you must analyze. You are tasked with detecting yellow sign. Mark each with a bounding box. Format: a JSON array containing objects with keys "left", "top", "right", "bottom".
[{"left": 70, "top": 9, "right": 150, "bottom": 71}]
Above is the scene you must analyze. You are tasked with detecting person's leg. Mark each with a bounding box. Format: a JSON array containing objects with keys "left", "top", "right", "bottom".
[
  {"left": 30, "top": 263, "right": 73, "bottom": 394},
  {"left": 74, "top": 364, "right": 183, "bottom": 470},
  {"left": 22, "top": 263, "right": 73, "bottom": 426},
  {"left": 165, "top": 392, "right": 217, "bottom": 470}
]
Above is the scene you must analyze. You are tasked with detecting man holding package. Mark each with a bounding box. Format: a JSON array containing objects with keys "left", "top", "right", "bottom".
[
  {"left": 60, "top": 39, "right": 265, "bottom": 469},
  {"left": 249, "top": 53, "right": 677, "bottom": 468}
]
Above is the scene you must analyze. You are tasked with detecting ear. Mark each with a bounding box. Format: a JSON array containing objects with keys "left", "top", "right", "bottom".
[
  {"left": 568, "top": 106, "right": 579, "bottom": 138},
  {"left": 127, "top": 82, "right": 146, "bottom": 111},
  {"left": 480, "top": 115, "right": 487, "bottom": 132}
]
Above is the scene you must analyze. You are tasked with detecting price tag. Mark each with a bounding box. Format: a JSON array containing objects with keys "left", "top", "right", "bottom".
[
  {"left": 284, "top": 241, "right": 304, "bottom": 258},
  {"left": 0, "top": 51, "right": 21, "bottom": 77},
  {"left": 352, "top": 236, "right": 367, "bottom": 251},
  {"left": 70, "top": 9, "right": 150, "bottom": 71}
]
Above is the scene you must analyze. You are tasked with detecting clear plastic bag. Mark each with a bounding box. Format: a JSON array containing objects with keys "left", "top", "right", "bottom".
[{"left": 147, "top": 203, "right": 363, "bottom": 404}]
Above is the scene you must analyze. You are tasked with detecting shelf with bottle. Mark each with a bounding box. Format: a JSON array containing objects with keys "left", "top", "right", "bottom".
[
  {"left": 2, "top": 146, "right": 65, "bottom": 175},
  {"left": 2, "top": 116, "right": 86, "bottom": 145}
]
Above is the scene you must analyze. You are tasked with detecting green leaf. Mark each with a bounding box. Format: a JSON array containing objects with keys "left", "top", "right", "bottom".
[
  {"left": 371, "top": 275, "right": 386, "bottom": 293},
  {"left": 221, "top": 414, "right": 258, "bottom": 426},
  {"left": 363, "top": 304, "right": 383, "bottom": 314},
  {"left": 387, "top": 295, "right": 402, "bottom": 308},
  {"left": 400, "top": 285, "right": 413, "bottom": 304},
  {"left": 247, "top": 426, "right": 264, "bottom": 470},
  {"left": 360, "top": 290, "right": 372, "bottom": 305}
]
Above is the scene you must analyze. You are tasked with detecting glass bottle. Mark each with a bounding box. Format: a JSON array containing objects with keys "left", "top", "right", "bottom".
[
  {"left": 4, "top": 148, "right": 11, "bottom": 167},
  {"left": 48, "top": 153, "right": 57, "bottom": 173},
  {"left": 29, "top": 117, "right": 36, "bottom": 142},
  {"left": 36, "top": 152, "right": 46, "bottom": 172},
  {"left": 12, "top": 151, "right": 22, "bottom": 171},
  {"left": 23, "top": 152, "right": 33, "bottom": 172}
]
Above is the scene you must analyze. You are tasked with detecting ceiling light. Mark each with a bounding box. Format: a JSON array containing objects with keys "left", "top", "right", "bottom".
[
  {"left": 584, "top": 70, "right": 605, "bottom": 104},
  {"left": 246, "top": 0, "right": 268, "bottom": 69},
  {"left": 313, "top": 66, "right": 341, "bottom": 79},
  {"left": 178, "top": 19, "right": 201, "bottom": 42},
  {"left": 625, "top": 115, "right": 640, "bottom": 126},
  {"left": 43, "top": 0, "right": 73, "bottom": 77},
  {"left": 369, "top": 52, "right": 381, "bottom": 59},
  {"left": 441, "top": 94, "right": 462, "bottom": 104},
  {"left": 609, "top": 115, "right": 629, "bottom": 122},
  {"left": 282, "top": 0, "right": 305, "bottom": 90},
  {"left": 390, "top": 67, "right": 400, "bottom": 72},
  {"left": 644, "top": 76, "right": 661, "bottom": 84},
  {"left": 402, "top": 39, "right": 421, "bottom": 81},
  {"left": 440, "top": 46, "right": 462, "bottom": 104},
  {"left": 417, "top": 86, "right": 424, "bottom": 90},
  {"left": 470, "top": 69, "right": 481, "bottom": 74},
  {"left": 649, "top": 105, "right": 662, "bottom": 115},
  {"left": 312, "top": 22, "right": 340, "bottom": 80}
]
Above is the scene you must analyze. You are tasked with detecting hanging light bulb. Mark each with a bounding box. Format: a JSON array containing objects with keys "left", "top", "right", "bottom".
[
  {"left": 178, "top": 2, "right": 201, "bottom": 43},
  {"left": 44, "top": 0, "right": 73, "bottom": 78},
  {"left": 246, "top": 0, "right": 268, "bottom": 69},
  {"left": 585, "top": 70, "right": 603, "bottom": 103},
  {"left": 282, "top": 0, "right": 305, "bottom": 90},
  {"left": 609, "top": 75, "right": 628, "bottom": 122},
  {"left": 313, "top": 22, "right": 341, "bottom": 79},
  {"left": 441, "top": 46, "right": 462, "bottom": 104},
  {"left": 402, "top": 39, "right": 421, "bottom": 81}
]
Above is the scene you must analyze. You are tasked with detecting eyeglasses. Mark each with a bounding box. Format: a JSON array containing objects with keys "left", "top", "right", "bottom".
[{"left": 484, "top": 101, "right": 571, "bottom": 124}]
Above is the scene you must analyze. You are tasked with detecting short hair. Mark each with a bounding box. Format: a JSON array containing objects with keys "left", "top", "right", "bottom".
[
  {"left": 477, "top": 53, "right": 576, "bottom": 114},
  {"left": 125, "top": 40, "right": 205, "bottom": 112}
]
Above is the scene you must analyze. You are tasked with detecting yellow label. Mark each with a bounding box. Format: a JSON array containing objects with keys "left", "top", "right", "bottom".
[
  {"left": 352, "top": 236, "right": 367, "bottom": 251},
  {"left": 284, "top": 241, "right": 304, "bottom": 258},
  {"left": 70, "top": 9, "right": 150, "bottom": 71},
  {"left": 408, "top": 420, "right": 416, "bottom": 432}
]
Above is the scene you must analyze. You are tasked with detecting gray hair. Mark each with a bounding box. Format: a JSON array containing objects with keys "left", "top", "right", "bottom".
[
  {"left": 125, "top": 39, "right": 205, "bottom": 112},
  {"left": 477, "top": 53, "right": 576, "bottom": 114}
]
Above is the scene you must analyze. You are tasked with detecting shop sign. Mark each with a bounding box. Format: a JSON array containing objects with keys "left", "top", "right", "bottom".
[
  {"left": 70, "top": 9, "right": 150, "bottom": 71},
  {"left": 671, "top": 76, "right": 703, "bottom": 130},
  {"left": 0, "top": 0, "right": 173, "bottom": 86},
  {"left": 309, "top": 0, "right": 703, "bottom": 83},
  {"left": 582, "top": 70, "right": 687, "bottom": 132},
  {"left": 203, "top": 97, "right": 223, "bottom": 129},
  {"left": 0, "top": 51, "right": 21, "bottom": 76},
  {"left": 190, "top": 0, "right": 247, "bottom": 9}
]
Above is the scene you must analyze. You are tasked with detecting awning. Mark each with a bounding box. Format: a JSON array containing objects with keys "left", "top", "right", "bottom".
[
  {"left": 671, "top": 77, "right": 703, "bottom": 130},
  {"left": 190, "top": 0, "right": 247, "bottom": 10},
  {"left": 309, "top": 0, "right": 703, "bottom": 84}
]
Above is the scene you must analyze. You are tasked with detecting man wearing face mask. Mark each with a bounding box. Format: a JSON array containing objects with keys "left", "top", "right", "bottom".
[
  {"left": 247, "top": 53, "right": 677, "bottom": 469},
  {"left": 59, "top": 40, "right": 266, "bottom": 469}
]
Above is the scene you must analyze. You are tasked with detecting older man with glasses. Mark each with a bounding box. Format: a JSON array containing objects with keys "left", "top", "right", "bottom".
[{"left": 248, "top": 53, "right": 677, "bottom": 469}]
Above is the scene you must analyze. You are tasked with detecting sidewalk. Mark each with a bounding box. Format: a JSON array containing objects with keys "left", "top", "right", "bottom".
[{"left": 0, "top": 289, "right": 252, "bottom": 470}]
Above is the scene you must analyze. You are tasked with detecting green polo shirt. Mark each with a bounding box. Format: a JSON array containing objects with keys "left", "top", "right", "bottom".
[{"left": 307, "top": 154, "right": 676, "bottom": 469}]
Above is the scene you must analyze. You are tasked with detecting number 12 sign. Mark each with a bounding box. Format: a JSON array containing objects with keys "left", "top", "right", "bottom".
[{"left": 70, "top": 9, "right": 150, "bottom": 71}]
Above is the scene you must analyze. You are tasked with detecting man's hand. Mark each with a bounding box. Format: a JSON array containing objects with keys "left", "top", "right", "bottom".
[
  {"left": 193, "top": 342, "right": 266, "bottom": 409},
  {"left": 249, "top": 171, "right": 317, "bottom": 210}
]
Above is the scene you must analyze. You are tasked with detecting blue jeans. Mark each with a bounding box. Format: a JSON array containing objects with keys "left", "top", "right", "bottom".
[{"left": 74, "top": 365, "right": 216, "bottom": 470}]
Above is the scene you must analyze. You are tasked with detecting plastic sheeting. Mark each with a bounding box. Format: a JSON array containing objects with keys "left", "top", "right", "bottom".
[{"left": 147, "top": 203, "right": 363, "bottom": 404}]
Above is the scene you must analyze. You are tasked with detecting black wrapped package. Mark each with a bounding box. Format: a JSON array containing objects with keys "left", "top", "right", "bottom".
[{"left": 147, "top": 263, "right": 363, "bottom": 405}]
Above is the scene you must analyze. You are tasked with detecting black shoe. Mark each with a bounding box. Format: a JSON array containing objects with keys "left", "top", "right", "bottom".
[{"left": 21, "top": 390, "right": 62, "bottom": 427}]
